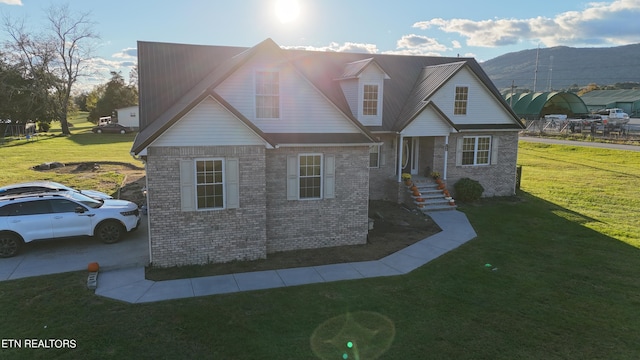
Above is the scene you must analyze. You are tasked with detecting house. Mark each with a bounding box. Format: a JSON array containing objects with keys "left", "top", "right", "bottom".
[
  {"left": 131, "top": 38, "right": 523, "bottom": 267},
  {"left": 115, "top": 106, "right": 140, "bottom": 129}
]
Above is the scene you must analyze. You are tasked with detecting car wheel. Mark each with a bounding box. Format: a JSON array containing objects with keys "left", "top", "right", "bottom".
[
  {"left": 96, "top": 129, "right": 102, "bottom": 134},
  {"left": 0, "top": 232, "right": 22, "bottom": 258},
  {"left": 120, "top": 129, "right": 126, "bottom": 134},
  {"left": 95, "top": 221, "right": 124, "bottom": 244}
]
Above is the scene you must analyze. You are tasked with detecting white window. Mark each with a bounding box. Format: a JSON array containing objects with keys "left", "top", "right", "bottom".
[
  {"left": 363, "top": 84, "right": 379, "bottom": 116},
  {"left": 454, "top": 86, "right": 468, "bottom": 115},
  {"left": 461, "top": 136, "right": 491, "bottom": 165},
  {"left": 299, "top": 154, "right": 322, "bottom": 199},
  {"left": 369, "top": 145, "right": 380, "bottom": 168},
  {"left": 180, "top": 158, "right": 239, "bottom": 211},
  {"left": 255, "top": 71, "right": 279, "bottom": 119},
  {"left": 195, "top": 159, "right": 225, "bottom": 209},
  {"left": 286, "top": 154, "right": 335, "bottom": 200}
]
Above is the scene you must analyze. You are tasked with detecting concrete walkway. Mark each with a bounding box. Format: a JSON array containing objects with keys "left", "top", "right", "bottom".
[{"left": 95, "top": 210, "right": 477, "bottom": 303}]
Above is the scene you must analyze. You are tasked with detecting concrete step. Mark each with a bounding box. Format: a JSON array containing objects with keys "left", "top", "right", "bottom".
[{"left": 419, "top": 203, "right": 457, "bottom": 212}]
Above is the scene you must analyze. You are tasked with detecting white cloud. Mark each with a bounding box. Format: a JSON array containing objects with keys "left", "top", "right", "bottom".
[
  {"left": 0, "top": 0, "right": 22, "bottom": 5},
  {"left": 396, "top": 34, "right": 448, "bottom": 52},
  {"left": 412, "top": 0, "right": 640, "bottom": 48},
  {"left": 112, "top": 47, "right": 138, "bottom": 59},
  {"left": 452, "top": 40, "right": 462, "bottom": 49},
  {"left": 283, "top": 42, "right": 380, "bottom": 54}
]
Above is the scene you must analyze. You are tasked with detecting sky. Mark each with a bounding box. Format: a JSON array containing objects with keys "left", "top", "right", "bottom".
[{"left": 1, "top": 0, "right": 640, "bottom": 91}]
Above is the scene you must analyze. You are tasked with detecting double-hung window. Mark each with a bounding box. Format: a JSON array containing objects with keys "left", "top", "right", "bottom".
[
  {"left": 299, "top": 154, "right": 322, "bottom": 199},
  {"left": 363, "top": 84, "right": 379, "bottom": 116},
  {"left": 255, "top": 71, "right": 279, "bottom": 119},
  {"left": 461, "top": 136, "right": 491, "bottom": 165},
  {"left": 369, "top": 145, "right": 380, "bottom": 168},
  {"left": 195, "top": 159, "right": 225, "bottom": 209},
  {"left": 454, "top": 86, "right": 469, "bottom": 115}
]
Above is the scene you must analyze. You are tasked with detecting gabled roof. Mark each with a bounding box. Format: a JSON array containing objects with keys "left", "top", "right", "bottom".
[
  {"left": 335, "top": 58, "right": 391, "bottom": 80},
  {"left": 133, "top": 39, "right": 522, "bottom": 154}
]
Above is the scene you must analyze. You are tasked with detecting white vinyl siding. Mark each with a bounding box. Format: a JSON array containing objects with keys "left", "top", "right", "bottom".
[
  {"left": 179, "top": 158, "right": 240, "bottom": 211},
  {"left": 401, "top": 105, "right": 453, "bottom": 136},
  {"left": 430, "top": 67, "right": 516, "bottom": 125},
  {"left": 151, "top": 97, "right": 266, "bottom": 147},
  {"left": 215, "top": 57, "right": 361, "bottom": 133}
]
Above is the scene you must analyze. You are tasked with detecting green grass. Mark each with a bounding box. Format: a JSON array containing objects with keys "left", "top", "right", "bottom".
[
  {"left": 0, "top": 113, "right": 141, "bottom": 194},
  {"left": 0, "top": 139, "right": 639, "bottom": 359}
]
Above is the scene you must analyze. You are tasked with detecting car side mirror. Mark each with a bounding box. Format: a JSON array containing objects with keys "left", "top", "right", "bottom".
[{"left": 75, "top": 206, "right": 86, "bottom": 214}]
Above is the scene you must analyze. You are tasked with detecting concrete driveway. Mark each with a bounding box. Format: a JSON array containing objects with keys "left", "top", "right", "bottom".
[{"left": 0, "top": 215, "right": 150, "bottom": 281}]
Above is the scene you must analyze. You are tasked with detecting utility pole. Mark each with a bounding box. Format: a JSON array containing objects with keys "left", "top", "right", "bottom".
[
  {"left": 510, "top": 80, "right": 517, "bottom": 108},
  {"left": 547, "top": 55, "right": 554, "bottom": 91},
  {"left": 533, "top": 45, "right": 539, "bottom": 92}
]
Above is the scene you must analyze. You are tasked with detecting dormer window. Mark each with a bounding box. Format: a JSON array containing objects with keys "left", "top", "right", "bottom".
[
  {"left": 335, "top": 58, "right": 389, "bottom": 127},
  {"left": 363, "top": 84, "right": 379, "bottom": 116},
  {"left": 255, "top": 71, "right": 279, "bottom": 118}
]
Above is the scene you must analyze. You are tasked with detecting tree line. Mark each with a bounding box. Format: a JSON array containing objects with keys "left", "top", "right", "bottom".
[{"left": 0, "top": 3, "right": 137, "bottom": 134}]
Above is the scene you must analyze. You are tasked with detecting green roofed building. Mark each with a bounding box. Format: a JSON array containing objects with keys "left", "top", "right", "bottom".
[
  {"left": 503, "top": 91, "right": 589, "bottom": 120},
  {"left": 579, "top": 90, "right": 640, "bottom": 117}
]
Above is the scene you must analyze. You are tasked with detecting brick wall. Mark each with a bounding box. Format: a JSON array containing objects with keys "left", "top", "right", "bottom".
[
  {"left": 446, "top": 131, "right": 519, "bottom": 197},
  {"left": 368, "top": 134, "right": 398, "bottom": 201},
  {"left": 146, "top": 145, "right": 267, "bottom": 267},
  {"left": 265, "top": 146, "right": 370, "bottom": 253}
]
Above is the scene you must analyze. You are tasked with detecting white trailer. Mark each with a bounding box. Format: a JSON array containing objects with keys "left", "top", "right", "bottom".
[{"left": 115, "top": 106, "right": 139, "bottom": 129}]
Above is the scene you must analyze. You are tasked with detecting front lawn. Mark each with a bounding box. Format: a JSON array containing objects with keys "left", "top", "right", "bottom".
[{"left": 0, "top": 140, "right": 638, "bottom": 359}]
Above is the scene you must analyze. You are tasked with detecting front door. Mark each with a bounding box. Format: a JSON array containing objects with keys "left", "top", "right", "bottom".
[{"left": 402, "top": 137, "right": 419, "bottom": 175}]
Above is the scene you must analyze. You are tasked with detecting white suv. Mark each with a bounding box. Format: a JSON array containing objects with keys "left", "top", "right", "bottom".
[{"left": 0, "top": 191, "right": 141, "bottom": 257}]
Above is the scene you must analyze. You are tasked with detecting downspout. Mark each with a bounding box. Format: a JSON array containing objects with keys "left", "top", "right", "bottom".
[
  {"left": 443, "top": 135, "right": 449, "bottom": 180},
  {"left": 397, "top": 134, "right": 404, "bottom": 182}
]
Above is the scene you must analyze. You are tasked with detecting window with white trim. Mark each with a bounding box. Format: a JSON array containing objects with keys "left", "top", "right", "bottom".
[
  {"left": 462, "top": 136, "right": 491, "bottom": 165},
  {"left": 299, "top": 154, "right": 322, "bottom": 199},
  {"left": 363, "top": 84, "right": 379, "bottom": 116},
  {"left": 255, "top": 71, "right": 279, "bottom": 118},
  {"left": 195, "top": 159, "right": 225, "bottom": 209},
  {"left": 369, "top": 145, "right": 380, "bottom": 168},
  {"left": 454, "top": 86, "right": 469, "bottom": 115}
]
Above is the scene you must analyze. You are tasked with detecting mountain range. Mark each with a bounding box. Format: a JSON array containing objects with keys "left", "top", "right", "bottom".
[{"left": 480, "top": 43, "right": 640, "bottom": 92}]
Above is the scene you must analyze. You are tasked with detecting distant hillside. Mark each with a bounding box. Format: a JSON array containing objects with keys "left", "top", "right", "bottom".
[{"left": 481, "top": 44, "right": 640, "bottom": 91}]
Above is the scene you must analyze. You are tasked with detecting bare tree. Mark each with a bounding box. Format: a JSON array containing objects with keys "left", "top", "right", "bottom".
[{"left": 3, "top": 3, "right": 98, "bottom": 135}]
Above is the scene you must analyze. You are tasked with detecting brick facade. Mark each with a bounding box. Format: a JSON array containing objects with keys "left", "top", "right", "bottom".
[
  {"left": 146, "top": 146, "right": 267, "bottom": 267},
  {"left": 146, "top": 145, "right": 370, "bottom": 266},
  {"left": 368, "top": 134, "right": 398, "bottom": 201},
  {"left": 265, "top": 146, "right": 369, "bottom": 253},
  {"left": 369, "top": 132, "right": 520, "bottom": 204},
  {"left": 446, "top": 132, "right": 519, "bottom": 197}
]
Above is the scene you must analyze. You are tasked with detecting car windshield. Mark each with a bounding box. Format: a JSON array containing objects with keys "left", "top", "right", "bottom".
[{"left": 64, "top": 191, "right": 103, "bottom": 208}]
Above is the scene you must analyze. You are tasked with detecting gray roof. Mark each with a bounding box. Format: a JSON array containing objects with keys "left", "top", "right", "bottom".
[
  {"left": 133, "top": 38, "right": 521, "bottom": 154},
  {"left": 579, "top": 89, "right": 640, "bottom": 105}
]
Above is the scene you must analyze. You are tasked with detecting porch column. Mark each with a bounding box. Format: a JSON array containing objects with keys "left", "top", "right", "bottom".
[
  {"left": 397, "top": 134, "right": 404, "bottom": 182},
  {"left": 443, "top": 135, "right": 449, "bottom": 180}
]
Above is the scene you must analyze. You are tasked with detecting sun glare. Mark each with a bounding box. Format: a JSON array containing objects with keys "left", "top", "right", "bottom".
[{"left": 275, "top": 0, "right": 300, "bottom": 24}]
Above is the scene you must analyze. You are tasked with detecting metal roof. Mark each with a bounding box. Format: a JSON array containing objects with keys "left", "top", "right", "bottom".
[
  {"left": 133, "top": 39, "right": 522, "bottom": 154},
  {"left": 579, "top": 89, "right": 640, "bottom": 105},
  {"left": 504, "top": 91, "right": 589, "bottom": 119}
]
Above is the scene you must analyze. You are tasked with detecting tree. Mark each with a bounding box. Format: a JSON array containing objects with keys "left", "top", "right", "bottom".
[
  {"left": 2, "top": 3, "right": 98, "bottom": 135},
  {"left": 88, "top": 71, "right": 138, "bottom": 123},
  {"left": 0, "top": 53, "right": 53, "bottom": 124}
]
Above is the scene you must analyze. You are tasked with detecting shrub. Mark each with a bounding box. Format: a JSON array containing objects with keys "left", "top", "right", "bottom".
[
  {"left": 37, "top": 121, "right": 51, "bottom": 132},
  {"left": 454, "top": 177, "right": 484, "bottom": 202}
]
